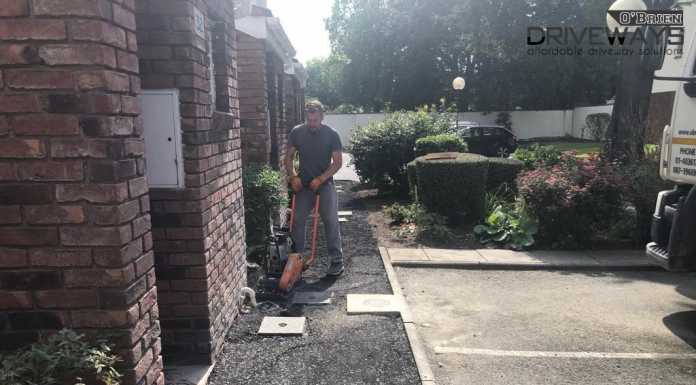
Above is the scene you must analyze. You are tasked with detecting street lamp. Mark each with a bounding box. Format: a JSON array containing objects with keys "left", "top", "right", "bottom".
[{"left": 452, "top": 77, "right": 466, "bottom": 130}]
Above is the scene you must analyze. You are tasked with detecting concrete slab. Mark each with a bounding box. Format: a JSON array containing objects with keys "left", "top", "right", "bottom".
[
  {"left": 291, "top": 290, "right": 333, "bottom": 305},
  {"left": 589, "top": 250, "right": 655, "bottom": 266},
  {"left": 524, "top": 250, "right": 598, "bottom": 266},
  {"left": 338, "top": 210, "right": 353, "bottom": 216},
  {"left": 475, "top": 249, "right": 545, "bottom": 265},
  {"left": 423, "top": 249, "right": 485, "bottom": 263},
  {"left": 164, "top": 365, "right": 214, "bottom": 385},
  {"left": 347, "top": 294, "right": 404, "bottom": 314},
  {"left": 339, "top": 217, "right": 348, "bottom": 223},
  {"left": 257, "top": 316, "right": 306, "bottom": 335},
  {"left": 387, "top": 248, "right": 429, "bottom": 262}
]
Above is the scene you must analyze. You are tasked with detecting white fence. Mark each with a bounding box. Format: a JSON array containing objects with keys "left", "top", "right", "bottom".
[{"left": 324, "top": 105, "right": 613, "bottom": 144}]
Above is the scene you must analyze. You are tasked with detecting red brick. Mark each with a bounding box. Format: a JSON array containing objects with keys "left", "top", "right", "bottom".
[
  {"left": 29, "top": 248, "right": 92, "bottom": 267},
  {"left": 51, "top": 139, "right": 109, "bottom": 158},
  {"left": 139, "top": 286, "right": 157, "bottom": 315},
  {"left": 33, "top": 0, "right": 111, "bottom": 17},
  {"left": 0, "top": 291, "right": 32, "bottom": 310},
  {"left": 0, "top": 117, "right": 7, "bottom": 136},
  {"left": 92, "top": 199, "right": 139, "bottom": 225},
  {"left": 0, "top": 138, "right": 44, "bottom": 158},
  {"left": 0, "top": 19, "right": 65, "bottom": 40},
  {"left": 25, "top": 205, "right": 85, "bottom": 224},
  {"left": 116, "top": 50, "right": 138, "bottom": 73},
  {"left": 64, "top": 265, "right": 135, "bottom": 288},
  {"left": 128, "top": 177, "right": 148, "bottom": 198},
  {"left": 131, "top": 348, "right": 154, "bottom": 384},
  {"left": 121, "top": 95, "right": 139, "bottom": 115},
  {"left": 18, "top": 160, "right": 83, "bottom": 181},
  {"left": 83, "top": 93, "right": 121, "bottom": 114},
  {"left": 14, "top": 114, "right": 79, "bottom": 136},
  {"left": 71, "top": 310, "right": 131, "bottom": 328},
  {"left": 35, "top": 289, "right": 97, "bottom": 309},
  {"left": 0, "top": 227, "right": 58, "bottom": 246},
  {"left": 81, "top": 116, "right": 133, "bottom": 137},
  {"left": 6, "top": 70, "right": 74, "bottom": 90},
  {"left": 77, "top": 70, "right": 130, "bottom": 92},
  {"left": 0, "top": 95, "right": 41, "bottom": 113},
  {"left": 69, "top": 19, "right": 127, "bottom": 50},
  {"left": 60, "top": 224, "right": 132, "bottom": 246},
  {"left": 0, "top": 44, "right": 41, "bottom": 65},
  {"left": 57, "top": 182, "right": 129, "bottom": 203},
  {"left": 126, "top": 31, "right": 138, "bottom": 52},
  {"left": 0, "top": 206, "right": 21, "bottom": 224},
  {"left": 124, "top": 138, "right": 145, "bottom": 156},
  {"left": 132, "top": 214, "right": 150, "bottom": 238},
  {"left": 113, "top": 3, "right": 136, "bottom": 31},
  {"left": 0, "top": 0, "right": 28, "bottom": 16},
  {"left": 93, "top": 239, "right": 141, "bottom": 267},
  {"left": 134, "top": 250, "right": 153, "bottom": 278},
  {"left": 0, "top": 247, "right": 27, "bottom": 267},
  {"left": 39, "top": 44, "right": 116, "bottom": 68}
]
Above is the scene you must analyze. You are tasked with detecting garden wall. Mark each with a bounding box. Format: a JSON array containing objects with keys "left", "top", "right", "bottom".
[{"left": 324, "top": 105, "right": 615, "bottom": 144}]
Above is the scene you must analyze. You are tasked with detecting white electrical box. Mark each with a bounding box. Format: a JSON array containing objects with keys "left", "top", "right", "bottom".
[{"left": 139, "top": 90, "right": 184, "bottom": 188}]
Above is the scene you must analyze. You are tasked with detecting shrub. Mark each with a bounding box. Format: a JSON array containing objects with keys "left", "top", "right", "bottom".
[
  {"left": 414, "top": 134, "right": 467, "bottom": 156},
  {"left": 517, "top": 154, "right": 627, "bottom": 248},
  {"left": 348, "top": 110, "right": 451, "bottom": 194},
  {"left": 474, "top": 203, "right": 538, "bottom": 250},
  {"left": 487, "top": 158, "right": 524, "bottom": 192},
  {"left": 406, "top": 160, "right": 418, "bottom": 201},
  {"left": 243, "top": 166, "right": 288, "bottom": 249},
  {"left": 585, "top": 113, "right": 610, "bottom": 141},
  {"left": 621, "top": 159, "right": 672, "bottom": 244},
  {"left": 0, "top": 329, "right": 121, "bottom": 385},
  {"left": 415, "top": 153, "right": 489, "bottom": 223},
  {"left": 512, "top": 144, "right": 564, "bottom": 170},
  {"left": 385, "top": 203, "right": 454, "bottom": 242}
]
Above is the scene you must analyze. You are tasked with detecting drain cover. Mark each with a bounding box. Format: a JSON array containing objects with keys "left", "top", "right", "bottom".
[
  {"left": 346, "top": 294, "right": 403, "bottom": 314},
  {"left": 258, "top": 317, "right": 306, "bottom": 335}
]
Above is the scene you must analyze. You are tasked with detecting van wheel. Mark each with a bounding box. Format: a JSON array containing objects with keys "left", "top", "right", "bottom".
[{"left": 496, "top": 146, "right": 509, "bottom": 158}]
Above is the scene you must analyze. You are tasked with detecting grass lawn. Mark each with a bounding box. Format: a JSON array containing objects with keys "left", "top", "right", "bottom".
[{"left": 522, "top": 141, "right": 602, "bottom": 155}]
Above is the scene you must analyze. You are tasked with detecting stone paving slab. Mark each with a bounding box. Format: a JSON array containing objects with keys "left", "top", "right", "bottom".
[
  {"left": 164, "top": 365, "right": 213, "bottom": 385},
  {"left": 347, "top": 294, "right": 405, "bottom": 314},
  {"left": 386, "top": 247, "right": 658, "bottom": 269}
]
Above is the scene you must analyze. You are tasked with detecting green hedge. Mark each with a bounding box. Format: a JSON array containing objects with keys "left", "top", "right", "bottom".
[
  {"left": 487, "top": 158, "right": 524, "bottom": 192},
  {"left": 415, "top": 134, "right": 467, "bottom": 157},
  {"left": 243, "top": 166, "right": 288, "bottom": 249},
  {"left": 415, "top": 153, "right": 489, "bottom": 223}
]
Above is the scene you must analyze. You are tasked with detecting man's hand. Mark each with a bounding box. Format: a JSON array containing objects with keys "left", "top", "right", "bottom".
[
  {"left": 290, "top": 176, "right": 303, "bottom": 193},
  {"left": 309, "top": 176, "right": 324, "bottom": 192}
]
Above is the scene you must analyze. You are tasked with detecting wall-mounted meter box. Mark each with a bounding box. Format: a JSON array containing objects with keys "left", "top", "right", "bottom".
[{"left": 139, "top": 90, "right": 184, "bottom": 189}]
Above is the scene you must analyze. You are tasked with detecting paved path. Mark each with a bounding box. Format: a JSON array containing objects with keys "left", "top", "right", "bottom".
[
  {"left": 384, "top": 247, "right": 657, "bottom": 269},
  {"left": 396, "top": 268, "right": 696, "bottom": 385},
  {"left": 334, "top": 152, "right": 360, "bottom": 182},
  {"left": 208, "top": 181, "right": 420, "bottom": 385}
]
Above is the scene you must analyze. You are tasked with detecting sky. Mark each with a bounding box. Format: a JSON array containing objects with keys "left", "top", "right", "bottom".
[{"left": 266, "top": 0, "right": 333, "bottom": 64}]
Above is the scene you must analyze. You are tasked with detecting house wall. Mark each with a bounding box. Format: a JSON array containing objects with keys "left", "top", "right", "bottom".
[
  {"left": 237, "top": 31, "right": 270, "bottom": 166},
  {"left": 136, "top": 0, "right": 246, "bottom": 364},
  {"left": 0, "top": 1, "right": 162, "bottom": 384}
]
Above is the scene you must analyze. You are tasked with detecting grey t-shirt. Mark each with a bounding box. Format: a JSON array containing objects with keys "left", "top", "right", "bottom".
[{"left": 289, "top": 124, "right": 342, "bottom": 185}]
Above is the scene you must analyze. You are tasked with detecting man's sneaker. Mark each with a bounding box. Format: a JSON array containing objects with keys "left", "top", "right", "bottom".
[{"left": 327, "top": 260, "right": 344, "bottom": 276}]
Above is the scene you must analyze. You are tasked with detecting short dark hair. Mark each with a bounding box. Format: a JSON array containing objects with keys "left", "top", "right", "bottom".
[{"left": 305, "top": 100, "right": 324, "bottom": 113}]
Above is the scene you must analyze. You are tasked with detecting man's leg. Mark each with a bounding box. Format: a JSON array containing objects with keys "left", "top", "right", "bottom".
[
  {"left": 290, "top": 188, "right": 314, "bottom": 255},
  {"left": 319, "top": 182, "right": 343, "bottom": 273}
]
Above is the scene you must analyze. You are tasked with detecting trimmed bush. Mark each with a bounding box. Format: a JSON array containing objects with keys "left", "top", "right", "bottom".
[
  {"left": 243, "top": 166, "right": 288, "bottom": 249},
  {"left": 487, "top": 158, "right": 524, "bottom": 192},
  {"left": 414, "top": 134, "right": 467, "bottom": 156},
  {"left": 512, "top": 144, "right": 564, "bottom": 170},
  {"left": 348, "top": 110, "right": 451, "bottom": 195},
  {"left": 415, "top": 153, "right": 489, "bottom": 223}
]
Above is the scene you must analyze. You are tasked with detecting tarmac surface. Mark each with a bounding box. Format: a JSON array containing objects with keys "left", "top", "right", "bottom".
[
  {"left": 208, "top": 181, "right": 420, "bottom": 385},
  {"left": 397, "top": 268, "right": 696, "bottom": 385}
]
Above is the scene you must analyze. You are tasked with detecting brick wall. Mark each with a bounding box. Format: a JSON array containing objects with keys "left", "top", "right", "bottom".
[
  {"left": 237, "top": 31, "right": 270, "bottom": 166},
  {"left": 136, "top": 0, "right": 246, "bottom": 364},
  {"left": 0, "top": 1, "right": 162, "bottom": 384}
]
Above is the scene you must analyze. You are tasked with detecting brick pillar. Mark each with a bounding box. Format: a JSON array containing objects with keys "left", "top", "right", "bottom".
[
  {"left": 137, "top": 0, "right": 246, "bottom": 364},
  {"left": 237, "top": 31, "right": 270, "bottom": 166},
  {"left": 0, "top": 1, "right": 162, "bottom": 385}
]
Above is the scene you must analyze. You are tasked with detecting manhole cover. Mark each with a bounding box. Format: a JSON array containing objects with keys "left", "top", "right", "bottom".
[
  {"left": 347, "top": 294, "right": 403, "bottom": 314},
  {"left": 258, "top": 317, "right": 306, "bottom": 335}
]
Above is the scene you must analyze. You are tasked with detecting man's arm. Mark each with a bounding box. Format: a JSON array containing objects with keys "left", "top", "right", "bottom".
[{"left": 319, "top": 151, "right": 343, "bottom": 182}]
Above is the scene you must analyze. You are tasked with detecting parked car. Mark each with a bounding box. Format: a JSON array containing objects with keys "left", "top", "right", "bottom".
[{"left": 451, "top": 123, "right": 518, "bottom": 157}]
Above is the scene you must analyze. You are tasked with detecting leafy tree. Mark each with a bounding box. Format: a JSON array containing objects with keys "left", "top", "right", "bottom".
[{"left": 305, "top": 54, "right": 347, "bottom": 110}]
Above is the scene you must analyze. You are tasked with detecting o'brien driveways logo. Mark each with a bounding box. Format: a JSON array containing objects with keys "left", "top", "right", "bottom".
[{"left": 527, "top": 8, "right": 684, "bottom": 56}]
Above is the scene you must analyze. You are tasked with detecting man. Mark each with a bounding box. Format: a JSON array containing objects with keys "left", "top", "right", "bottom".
[{"left": 285, "top": 100, "right": 344, "bottom": 276}]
